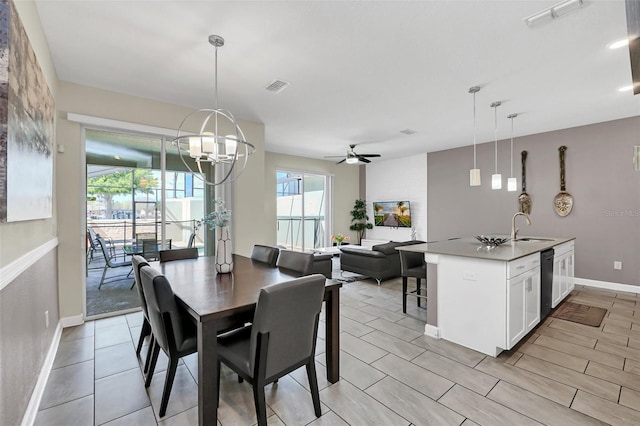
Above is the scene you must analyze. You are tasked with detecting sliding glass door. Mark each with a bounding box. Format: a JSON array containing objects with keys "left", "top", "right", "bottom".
[
  {"left": 276, "top": 170, "right": 330, "bottom": 251},
  {"left": 85, "top": 128, "right": 208, "bottom": 317}
]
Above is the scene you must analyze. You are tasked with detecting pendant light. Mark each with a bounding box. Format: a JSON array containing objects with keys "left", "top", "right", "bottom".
[
  {"left": 507, "top": 113, "right": 518, "bottom": 191},
  {"left": 173, "top": 35, "right": 256, "bottom": 186},
  {"left": 469, "top": 86, "right": 481, "bottom": 186},
  {"left": 490, "top": 101, "right": 502, "bottom": 190}
]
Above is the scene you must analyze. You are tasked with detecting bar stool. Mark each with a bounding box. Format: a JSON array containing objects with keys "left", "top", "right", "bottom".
[{"left": 399, "top": 249, "right": 427, "bottom": 313}]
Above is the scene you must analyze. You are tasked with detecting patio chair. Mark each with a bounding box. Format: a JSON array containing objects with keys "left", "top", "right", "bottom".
[
  {"left": 96, "top": 236, "right": 133, "bottom": 289},
  {"left": 87, "top": 227, "right": 116, "bottom": 266},
  {"left": 187, "top": 232, "right": 197, "bottom": 248}
]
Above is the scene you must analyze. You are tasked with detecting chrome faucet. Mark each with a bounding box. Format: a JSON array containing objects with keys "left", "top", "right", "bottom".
[{"left": 511, "top": 212, "right": 531, "bottom": 241}]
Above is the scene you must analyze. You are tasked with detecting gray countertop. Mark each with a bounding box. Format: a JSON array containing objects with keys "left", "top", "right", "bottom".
[{"left": 396, "top": 236, "right": 575, "bottom": 262}]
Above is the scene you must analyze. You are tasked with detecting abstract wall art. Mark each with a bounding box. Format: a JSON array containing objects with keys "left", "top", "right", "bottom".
[{"left": 0, "top": 0, "right": 54, "bottom": 222}]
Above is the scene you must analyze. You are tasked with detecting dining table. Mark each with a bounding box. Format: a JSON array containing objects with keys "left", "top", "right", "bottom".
[{"left": 149, "top": 254, "right": 342, "bottom": 426}]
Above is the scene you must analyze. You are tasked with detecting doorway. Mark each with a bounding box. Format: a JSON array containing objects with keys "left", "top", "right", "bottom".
[
  {"left": 276, "top": 170, "right": 331, "bottom": 251},
  {"left": 85, "top": 129, "right": 207, "bottom": 318}
]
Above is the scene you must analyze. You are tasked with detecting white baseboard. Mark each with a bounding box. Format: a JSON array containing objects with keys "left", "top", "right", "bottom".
[
  {"left": 575, "top": 277, "right": 640, "bottom": 294},
  {"left": 60, "top": 314, "right": 84, "bottom": 328},
  {"left": 424, "top": 324, "right": 440, "bottom": 339},
  {"left": 21, "top": 321, "right": 63, "bottom": 426}
]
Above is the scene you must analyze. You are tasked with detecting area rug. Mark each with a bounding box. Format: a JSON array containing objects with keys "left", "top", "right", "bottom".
[{"left": 550, "top": 302, "right": 607, "bottom": 327}]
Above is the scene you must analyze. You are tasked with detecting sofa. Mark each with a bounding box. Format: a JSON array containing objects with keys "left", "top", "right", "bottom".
[{"left": 339, "top": 241, "right": 425, "bottom": 284}]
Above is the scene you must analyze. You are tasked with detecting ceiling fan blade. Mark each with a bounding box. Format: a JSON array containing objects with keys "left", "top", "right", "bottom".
[
  {"left": 358, "top": 157, "right": 371, "bottom": 164},
  {"left": 336, "top": 158, "right": 346, "bottom": 164},
  {"left": 357, "top": 154, "right": 381, "bottom": 158}
]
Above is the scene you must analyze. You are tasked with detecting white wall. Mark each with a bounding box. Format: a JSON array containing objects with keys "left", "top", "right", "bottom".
[{"left": 365, "top": 154, "right": 428, "bottom": 242}]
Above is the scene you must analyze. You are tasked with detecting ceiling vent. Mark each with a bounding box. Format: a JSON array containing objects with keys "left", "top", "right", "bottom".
[
  {"left": 265, "top": 80, "right": 290, "bottom": 93},
  {"left": 400, "top": 128, "right": 417, "bottom": 136}
]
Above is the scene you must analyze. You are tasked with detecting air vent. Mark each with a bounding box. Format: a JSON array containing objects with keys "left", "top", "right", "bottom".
[
  {"left": 400, "top": 128, "right": 417, "bottom": 136},
  {"left": 265, "top": 80, "right": 290, "bottom": 93}
]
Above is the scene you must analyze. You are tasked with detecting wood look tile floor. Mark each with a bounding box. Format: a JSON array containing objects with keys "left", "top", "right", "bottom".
[{"left": 35, "top": 282, "right": 640, "bottom": 425}]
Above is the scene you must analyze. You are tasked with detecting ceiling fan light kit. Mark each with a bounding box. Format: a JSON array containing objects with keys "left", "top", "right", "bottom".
[{"left": 325, "top": 144, "right": 381, "bottom": 165}]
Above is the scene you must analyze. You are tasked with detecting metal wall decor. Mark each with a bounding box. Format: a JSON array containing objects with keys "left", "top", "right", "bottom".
[
  {"left": 554, "top": 145, "right": 574, "bottom": 216},
  {"left": 518, "top": 151, "right": 532, "bottom": 214}
]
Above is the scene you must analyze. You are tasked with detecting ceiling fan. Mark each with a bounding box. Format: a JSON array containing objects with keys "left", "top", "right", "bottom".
[{"left": 324, "top": 144, "right": 382, "bottom": 164}]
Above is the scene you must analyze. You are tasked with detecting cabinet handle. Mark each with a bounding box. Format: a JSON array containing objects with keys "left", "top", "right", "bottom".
[
  {"left": 526, "top": 278, "right": 532, "bottom": 292},
  {"left": 517, "top": 265, "right": 525, "bottom": 270}
]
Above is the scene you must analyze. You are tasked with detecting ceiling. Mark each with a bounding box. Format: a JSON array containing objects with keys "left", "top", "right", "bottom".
[{"left": 36, "top": 0, "right": 640, "bottom": 163}]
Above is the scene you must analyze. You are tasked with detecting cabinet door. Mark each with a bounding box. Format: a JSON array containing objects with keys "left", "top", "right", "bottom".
[
  {"left": 559, "top": 256, "right": 570, "bottom": 298},
  {"left": 525, "top": 268, "right": 541, "bottom": 331},
  {"left": 566, "top": 251, "right": 575, "bottom": 294},
  {"left": 552, "top": 257, "right": 563, "bottom": 308},
  {"left": 507, "top": 274, "right": 526, "bottom": 349}
]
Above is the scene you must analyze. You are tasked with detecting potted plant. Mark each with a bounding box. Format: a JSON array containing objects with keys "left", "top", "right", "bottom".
[{"left": 349, "top": 199, "right": 373, "bottom": 245}]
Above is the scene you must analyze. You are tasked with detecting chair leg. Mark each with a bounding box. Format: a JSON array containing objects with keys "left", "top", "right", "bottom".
[
  {"left": 253, "top": 384, "right": 268, "bottom": 426},
  {"left": 145, "top": 342, "right": 160, "bottom": 388},
  {"left": 306, "top": 361, "right": 322, "bottom": 418},
  {"left": 159, "top": 356, "right": 179, "bottom": 418},
  {"left": 416, "top": 278, "right": 421, "bottom": 307},
  {"left": 144, "top": 336, "right": 155, "bottom": 376},
  {"left": 402, "top": 277, "right": 408, "bottom": 313},
  {"left": 98, "top": 265, "right": 108, "bottom": 289},
  {"left": 136, "top": 319, "right": 151, "bottom": 357}
]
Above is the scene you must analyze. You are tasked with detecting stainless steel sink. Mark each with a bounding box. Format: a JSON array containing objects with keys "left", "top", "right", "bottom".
[{"left": 514, "top": 238, "right": 555, "bottom": 242}]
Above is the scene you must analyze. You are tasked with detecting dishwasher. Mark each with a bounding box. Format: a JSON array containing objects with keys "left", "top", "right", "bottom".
[{"left": 540, "top": 248, "right": 554, "bottom": 319}]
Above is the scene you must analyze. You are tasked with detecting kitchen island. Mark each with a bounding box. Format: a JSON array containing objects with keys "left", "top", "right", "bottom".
[{"left": 397, "top": 237, "right": 575, "bottom": 356}]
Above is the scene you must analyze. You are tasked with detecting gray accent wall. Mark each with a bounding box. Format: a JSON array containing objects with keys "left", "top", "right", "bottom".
[
  {"left": 428, "top": 116, "right": 640, "bottom": 287},
  {"left": 0, "top": 247, "right": 60, "bottom": 426}
]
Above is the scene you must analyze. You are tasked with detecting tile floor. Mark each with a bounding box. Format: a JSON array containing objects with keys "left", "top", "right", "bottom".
[{"left": 35, "top": 279, "right": 640, "bottom": 425}]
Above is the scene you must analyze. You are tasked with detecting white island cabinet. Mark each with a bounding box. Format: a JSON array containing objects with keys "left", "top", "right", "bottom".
[
  {"left": 552, "top": 241, "right": 575, "bottom": 308},
  {"left": 397, "top": 237, "right": 574, "bottom": 357}
]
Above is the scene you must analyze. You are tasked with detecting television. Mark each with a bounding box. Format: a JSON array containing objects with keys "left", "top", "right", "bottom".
[{"left": 373, "top": 201, "right": 412, "bottom": 228}]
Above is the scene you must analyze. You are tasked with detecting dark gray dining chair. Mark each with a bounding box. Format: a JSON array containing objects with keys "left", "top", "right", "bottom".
[
  {"left": 132, "top": 255, "right": 154, "bottom": 373},
  {"left": 159, "top": 247, "right": 199, "bottom": 263},
  {"left": 276, "top": 250, "right": 314, "bottom": 275},
  {"left": 216, "top": 274, "right": 326, "bottom": 425},
  {"left": 399, "top": 247, "right": 427, "bottom": 314},
  {"left": 96, "top": 235, "right": 133, "bottom": 289},
  {"left": 250, "top": 244, "right": 280, "bottom": 267},
  {"left": 140, "top": 265, "right": 197, "bottom": 418}
]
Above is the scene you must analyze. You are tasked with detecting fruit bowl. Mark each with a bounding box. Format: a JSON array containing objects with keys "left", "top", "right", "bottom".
[{"left": 475, "top": 235, "right": 510, "bottom": 247}]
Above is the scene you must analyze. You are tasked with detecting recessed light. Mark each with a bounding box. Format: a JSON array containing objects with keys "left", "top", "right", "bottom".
[
  {"left": 618, "top": 85, "right": 634, "bottom": 92},
  {"left": 608, "top": 38, "right": 629, "bottom": 50},
  {"left": 114, "top": 155, "right": 121, "bottom": 160}
]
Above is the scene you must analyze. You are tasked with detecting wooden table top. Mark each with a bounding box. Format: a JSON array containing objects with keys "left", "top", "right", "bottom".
[{"left": 150, "top": 254, "right": 340, "bottom": 321}]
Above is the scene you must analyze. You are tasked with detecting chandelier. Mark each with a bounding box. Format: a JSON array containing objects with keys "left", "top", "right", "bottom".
[{"left": 173, "top": 35, "right": 256, "bottom": 186}]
